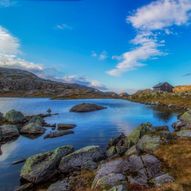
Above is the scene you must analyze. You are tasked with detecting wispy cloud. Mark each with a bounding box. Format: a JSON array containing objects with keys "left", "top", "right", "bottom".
[
  {"left": 91, "top": 50, "right": 108, "bottom": 61},
  {"left": 56, "top": 24, "right": 73, "bottom": 30},
  {"left": 183, "top": 72, "right": 191, "bottom": 77},
  {"left": 107, "top": 0, "right": 191, "bottom": 76},
  {"left": 0, "top": 26, "right": 44, "bottom": 72},
  {"left": 0, "top": 26, "right": 107, "bottom": 90}
]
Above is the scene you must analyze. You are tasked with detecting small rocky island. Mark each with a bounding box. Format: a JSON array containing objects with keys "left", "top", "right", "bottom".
[
  {"left": 70, "top": 103, "right": 107, "bottom": 112},
  {"left": 0, "top": 108, "right": 189, "bottom": 191}
]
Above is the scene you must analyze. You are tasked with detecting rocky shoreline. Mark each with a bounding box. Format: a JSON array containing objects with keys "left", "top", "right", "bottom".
[{"left": 2, "top": 108, "right": 188, "bottom": 191}]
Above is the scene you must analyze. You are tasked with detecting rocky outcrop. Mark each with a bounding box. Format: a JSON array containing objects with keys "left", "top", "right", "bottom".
[
  {"left": 59, "top": 146, "right": 105, "bottom": 173},
  {"left": 47, "top": 179, "right": 71, "bottom": 191},
  {"left": 4, "top": 109, "right": 24, "bottom": 123},
  {"left": 20, "top": 122, "right": 46, "bottom": 135},
  {"left": 70, "top": 103, "right": 107, "bottom": 112},
  {"left": 20, "top": 145, "right": 74, "bottom": 183},
  {"left": 0, "top": 124, "right": 19, "bottom": 143}
]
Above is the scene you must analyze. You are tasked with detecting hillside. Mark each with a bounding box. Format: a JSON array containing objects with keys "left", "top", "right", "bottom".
[
  {"left": 173, "top": 85, "right": 191, "bottom": 93},
  {"left": 0, "top": 67, "right": 118, "bottom": 99}
]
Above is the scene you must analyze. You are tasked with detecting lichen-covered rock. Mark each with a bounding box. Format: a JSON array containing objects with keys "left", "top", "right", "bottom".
[
  {"left": 20, "top": 122, "right": 46, "bottom": 135},
  {"left": 151, "top": 173, "right": 174, "bottom": 187},
  {"left": 179, "top": 110, "right": 191, "bottom": 125},
  {"left": 57, "top": 123, "right": 76, "bottom": 130},
  {"left": 0, "top": 125, "right": 19, "bottom": 143},
  {"left": 20, "top": 145, "right": 74, "bottom": 183},
  {"left": 127, "top": 123, "right": 153, "bottom": 145},
  {"left": 106, "top": 146, "right": 116, "bottom": 157},
  {"left": 59, "top": 146, "right": 105, "bottom": 173},
  {"left": 29, "top": 116, "right": 44, "bottom": 125},
  {"left": 5, "top": 109, "right": 24, "bottom": 123},
  {"left": 176, "top": 130, "right": 191, "bottom": 137},
  {"left": 125, "top": 145, "right": 137, "bottom": 157},
  {"left": 92, "top": 158, "right": 129, "bottom": 189},
  {"left": 70, "top": 103, "right": 106, "bottom": 112},
  {"left": 136, "top": 135, "right": 161, "bottom": 153},
  {"left": 47, "top": 179, "right": 71, "bottom": 191}
]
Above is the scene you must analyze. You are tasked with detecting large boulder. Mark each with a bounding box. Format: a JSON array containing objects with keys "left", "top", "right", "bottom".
[
  {"left": 70, "top": 103, "right": 106, "bottom": 112},
  {"left": 20, "top": 145, "right": 74, "bottom": 183},
  {"left": 59, "top": 146, "right": 105, "bottom": 173},
  {"left": 151, "top": 173, "right": 174, "bottom": 187},
  {"left": 0, "top": 125, "right": 19, "bottom": 143},
  {"left": 127, "top": 123, "right": 153, "bottom": 146},
  {"left": 179, "top": 110, "right": 191, "bottom": 125},
  {"left": 136, "top": 135, "right": 161, "bottom": 153},
  {"left": 20, "top": 122, "right": 46, "bottom": 135},
  {"left": 5, "top": 109, "right": 24, "bottom": 123},
  {"left": 127, "top": 154, "right": 162, "bottom": 186},
  {"left": 92, "top": 159, "right": 128, "bottom": 189}
]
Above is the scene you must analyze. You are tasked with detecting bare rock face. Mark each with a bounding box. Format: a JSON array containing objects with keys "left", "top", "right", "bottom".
[
  {"left": 20, "top": 145, "right": 74, "bottom": 183},
  {"left": 70, "top": 103, "right": 107, "bottom": 112},
  {"left": 0, "top": 125, "right": 19, "bottom": 143},
  {"left": 59, "top": 146, "right": 105, "bottom": 173}
]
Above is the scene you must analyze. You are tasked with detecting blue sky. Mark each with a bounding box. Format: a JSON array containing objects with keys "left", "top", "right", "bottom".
[{"left": 0, "top": 0, "right": 191, "bottom": 92}]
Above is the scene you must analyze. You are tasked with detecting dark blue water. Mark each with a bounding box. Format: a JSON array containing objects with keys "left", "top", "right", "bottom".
[{"left": 0, "top": 98, "right": 178, "bottom": 190}]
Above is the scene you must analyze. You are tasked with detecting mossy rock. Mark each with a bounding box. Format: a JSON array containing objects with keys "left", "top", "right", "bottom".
[
  {"left": 180, "top": 110, "right": 191, "bottom": 124},
  {"left": 5, "top": 109, "right": 24, "bottom": 123},
  {"left": 20, "top": 145, "right": 74, "bottom": 183}
]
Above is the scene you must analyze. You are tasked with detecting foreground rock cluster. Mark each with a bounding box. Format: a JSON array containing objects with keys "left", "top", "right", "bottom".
[{"left": 15, "top": 108, "right": 191, "bottom": 191}]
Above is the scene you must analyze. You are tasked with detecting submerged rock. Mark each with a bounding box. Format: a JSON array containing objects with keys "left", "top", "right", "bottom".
[
  {"left": 0, "top": 125, "right": 19, "bottom": 143},
  {"left": 5, "top": 109, "right": 24, "bottom": 123},
  {"left": 44, "top": 130, "right": 74, "bottom": 139},
  {"left": 70, "top": 103, "right": 106, "bottom": 112},
  {"left": 59, "top": 146, "right": 105, "bottom": 173},
  {"left": 20, "top": 122, "right": 46, "bottom": 135},
  {"left": 57, "top": 123, "right": 76, "bottom": 130},
  {"left": 20, "top": 145, "right": 74, "bottom": 183}
]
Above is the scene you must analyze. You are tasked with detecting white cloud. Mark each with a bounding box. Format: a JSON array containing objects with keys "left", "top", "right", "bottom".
[
  {"left": 91, "top": 50, "right": 108, "bottom": 61},
  {"left": 108, "top": 0, "right": 191, "bottom": 76},
  {"left": 56, "top": 24, "right": 73, "bottom": 30},
  {"left": 60, "top": 75, "right": 108, "bottom": 90},
  {"left": 0, "top": 26, "right": 44, "bottom": 72}
]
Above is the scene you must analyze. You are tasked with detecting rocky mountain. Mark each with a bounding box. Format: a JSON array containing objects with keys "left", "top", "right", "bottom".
[{"left": 0, "top": 67, "right": 118, "bottom": 98}]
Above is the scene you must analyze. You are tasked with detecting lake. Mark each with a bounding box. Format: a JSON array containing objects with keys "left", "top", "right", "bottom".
[{"left": 0, "top": 98, "right": 178, "bottom": 191}]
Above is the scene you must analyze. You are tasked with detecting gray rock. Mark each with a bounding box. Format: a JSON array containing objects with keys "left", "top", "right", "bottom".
[
  {"left": 172, "top": 121, "right": 187, "bottom": 131},
  {"left": 20, "top": 122, "right": 46, "bottom": 135},
  {"left": 48, "top": 179, "right": 71, "bottom": 191},
  {"left": 151, "top": 173, "right": 174, "bottom": 187},
  {"left": 59, "top": 146, "right": 105, "bottom": 173},
  {"left": 0, "top": 125, "right": 19, "bottom": 143},
  {"left": 20, "top": 145, "right": 74, "bottom": 183},
  {"left": 108, "top": 184, "right": 128, "bottom": 191},
  {"left": 44, "top": 130, "right": 74, "bottom": 139},
  {"left": 125, "top": 145, "right": 137, "bottom": 157},
  {"left": 136, "top": 135, "right": 161, "bottom": 153},
  {"left": 92, "top": 158, "right": 129, "bottom": 189},
  {"left": 57, "top": 123, "right": 76, "bottom": 130},
  {"left": 70, "top": 103, "right": 106, "bottom": 112},
  {"left": 176, "top": 130, "right": 191, "bottom": 137},
  {"left": 5, "top": 109, "right": 24, "bottom": 123}
]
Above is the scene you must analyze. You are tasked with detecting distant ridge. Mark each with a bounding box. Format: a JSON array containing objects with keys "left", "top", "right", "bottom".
[{"left": 0, "top": 67, "right": 118, "bottom": 99}]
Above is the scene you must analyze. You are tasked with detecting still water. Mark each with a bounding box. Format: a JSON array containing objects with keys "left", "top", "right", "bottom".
[{"left": 0, "top": 98, "right": 178, "bottom": 190}]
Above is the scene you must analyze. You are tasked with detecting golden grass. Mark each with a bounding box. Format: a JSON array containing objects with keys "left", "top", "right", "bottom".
[{"left": 145, "top": 138, "right": 191, "bottom": 191}]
